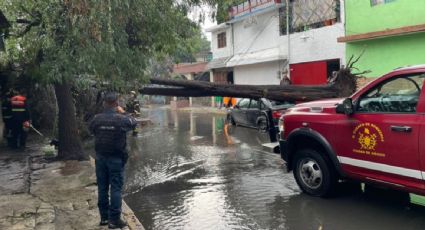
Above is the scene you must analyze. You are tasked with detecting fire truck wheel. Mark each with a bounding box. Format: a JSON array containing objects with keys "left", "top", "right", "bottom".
[{"left": 293, "top": 149, "right": 337, "bottom": 197}]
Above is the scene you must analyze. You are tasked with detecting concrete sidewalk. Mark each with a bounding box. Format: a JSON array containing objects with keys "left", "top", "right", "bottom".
[{"left": 0, "top": 144, "right": 144, "bottom": 230}]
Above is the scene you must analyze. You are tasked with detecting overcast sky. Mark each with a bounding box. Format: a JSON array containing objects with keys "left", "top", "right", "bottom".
[{"left": 189, "top": 5, "right": 217, "bottom": 41}]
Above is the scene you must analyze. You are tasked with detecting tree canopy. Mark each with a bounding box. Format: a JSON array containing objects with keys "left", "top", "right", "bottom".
[
  {"left": 1, "top": 0, "right": 220, "bottom": 89},
  {"left": 0, "top": 0, "right": 226, "bottom": 160},
  {"left": 214, "top": 0, "right": 245, "bottom": 23}
]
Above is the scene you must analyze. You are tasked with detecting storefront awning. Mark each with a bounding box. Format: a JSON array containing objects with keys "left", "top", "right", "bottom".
[{"left": 226, "top": 48, "right": 286, "bottom": 67}]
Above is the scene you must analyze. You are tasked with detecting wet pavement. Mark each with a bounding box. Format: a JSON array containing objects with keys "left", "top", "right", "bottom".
[
  {"left": 0, "top": 150, "right": 30, "bottom": 195},
  {"left": 124, "top": 107, "right": 425, "bottom": 230},
  {"left": 0, "top": 142, "right": 103, "bottom": 230}
]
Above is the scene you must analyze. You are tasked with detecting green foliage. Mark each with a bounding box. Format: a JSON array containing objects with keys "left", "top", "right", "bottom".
[
  {"left": 0, "top": 0, "right": 222, "bottom": 90},
  {"left": 215, "top": 0, "right": 246, "bottom": 24},
  {"left": 173, "top": 26, "right": 210, "bottom": 63}
]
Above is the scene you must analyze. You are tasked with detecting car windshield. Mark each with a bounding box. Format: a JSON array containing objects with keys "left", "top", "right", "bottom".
[{"left": 263, "top": 99, "right": 295, "bottom": 108}]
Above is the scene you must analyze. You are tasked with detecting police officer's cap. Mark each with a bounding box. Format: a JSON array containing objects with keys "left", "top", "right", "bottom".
[{"left": 104, "top": 92, "right": 118, "bottom": 103}]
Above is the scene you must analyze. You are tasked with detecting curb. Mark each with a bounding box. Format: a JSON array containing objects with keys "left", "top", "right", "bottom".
[
  {"left": 122, "top": 201, "right": 145, "bottom": 230},
  {"left": 89, "top": 157, "right": 145, "bottom": 230}
]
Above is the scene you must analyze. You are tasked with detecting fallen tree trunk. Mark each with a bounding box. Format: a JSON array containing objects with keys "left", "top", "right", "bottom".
[
  {"left": 140, "top": 85, "right": 337, "bottom": 101},
  {"left": 140, "top": 59, "right": 368, "bottom": 102}
]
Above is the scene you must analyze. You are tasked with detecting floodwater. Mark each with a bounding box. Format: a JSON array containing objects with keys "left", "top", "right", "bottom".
[{"left": 124, "top": 107, "right": 425, "bottom": 230}]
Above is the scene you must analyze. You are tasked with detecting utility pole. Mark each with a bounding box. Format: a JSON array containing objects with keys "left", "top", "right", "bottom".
[{"left": 286, "top": 0, "right": 291, "bottom": 79}]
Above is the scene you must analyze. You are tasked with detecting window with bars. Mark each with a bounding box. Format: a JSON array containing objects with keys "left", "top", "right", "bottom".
[
  {"left": 371, "top": 0, "right": 396, "bottom": 6},
  {"left": 279, "top": 0, "right": 340, "bottom": 36},
  {"left": 217, "top": 32, "right": 227, "bottom": 49}
]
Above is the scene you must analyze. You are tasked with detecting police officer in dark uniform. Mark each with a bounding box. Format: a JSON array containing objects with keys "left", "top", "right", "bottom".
[
  {"left": 89, "top": 92, "right": 136, "bottom": 229},
  {"left": 1, "top": 90, "right": 13, "bottom": 145}
]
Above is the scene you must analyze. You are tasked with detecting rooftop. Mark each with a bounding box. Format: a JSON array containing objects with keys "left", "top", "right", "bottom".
[{"left": 173, "top": 62, "right": 208, "bottom": 74}]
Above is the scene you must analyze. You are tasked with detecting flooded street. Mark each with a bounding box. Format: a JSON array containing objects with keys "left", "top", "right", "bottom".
[{"left": 124, "top": 107, "right": 425, "bottom": 230}]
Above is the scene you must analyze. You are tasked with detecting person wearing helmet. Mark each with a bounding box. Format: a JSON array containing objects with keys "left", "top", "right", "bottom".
[
  {"left": 10, "top": 89, "right": 30, "bottom": 149},
  {"left": 125, "top": 91, "right": 140, "bottom": 115}
]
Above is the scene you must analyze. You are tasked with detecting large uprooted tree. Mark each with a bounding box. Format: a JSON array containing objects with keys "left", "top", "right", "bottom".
[
  {"left": 140, "top": 56, "right": 369, "bottom": 101},
  {"left": 0, "top": 0, "right": 227, "bottom": 160}
]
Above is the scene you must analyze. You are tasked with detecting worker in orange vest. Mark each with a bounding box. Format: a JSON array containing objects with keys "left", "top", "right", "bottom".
[
  {"left": 230, "top": 98, "right": 237, "bottom": 107},
  {"left": 223, "top": 97, "right": 230, "bottom": 107},
  {"left": 223, "top": 97, "right": 237, "bottom": 108},
  {"left": 10, "top": 89, "right": 30, "bottom": 149}
]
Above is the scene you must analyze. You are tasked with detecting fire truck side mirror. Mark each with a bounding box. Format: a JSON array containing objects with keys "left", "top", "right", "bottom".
[{"left": 336, "top": 98, "right": 354, "bottom": 116}]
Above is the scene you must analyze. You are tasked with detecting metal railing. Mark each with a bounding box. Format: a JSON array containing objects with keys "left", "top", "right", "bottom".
[{"left": 229, "top": 0, "right": 282, "bottom": 18}]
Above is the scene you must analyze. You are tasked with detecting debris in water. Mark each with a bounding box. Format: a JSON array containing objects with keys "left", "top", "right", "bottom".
[{"left": 190, "top": 136, "right": 204, "bottom": 141}]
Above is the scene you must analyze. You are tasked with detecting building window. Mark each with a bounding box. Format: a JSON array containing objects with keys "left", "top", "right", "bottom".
[
  {"left": 371, "top": 0, "right": 396, "bottom": 6},
  {"left": 217, "top": 32, "right": 226, "bottom": 49},
  {"left": 279, "top": 0, "right": 340, "bottom": 35}
]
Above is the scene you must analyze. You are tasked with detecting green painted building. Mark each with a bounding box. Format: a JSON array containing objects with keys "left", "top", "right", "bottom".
[{"left": 340, "top": 0, "right": 425, "bottom": 77}]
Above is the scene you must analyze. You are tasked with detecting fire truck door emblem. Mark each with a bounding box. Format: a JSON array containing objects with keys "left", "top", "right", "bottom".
[
  {"left": 352, "top": 123, "right": 385, "bottom": 157},
  {"left": 358, "top": 128, "right": 377, "bottom": 150}
]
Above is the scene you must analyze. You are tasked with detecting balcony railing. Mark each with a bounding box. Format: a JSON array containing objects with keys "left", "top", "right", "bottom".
[{"left": 228, "top": 0, "right": 282, "bottom": 19}]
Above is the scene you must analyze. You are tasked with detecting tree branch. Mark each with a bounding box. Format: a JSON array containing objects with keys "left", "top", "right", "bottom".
[
  {"left": 16, "top": 18, "right": 33, "bottom": 24},
  {"left": 348, "top": 49, "right": 367, "bottom": 69}
]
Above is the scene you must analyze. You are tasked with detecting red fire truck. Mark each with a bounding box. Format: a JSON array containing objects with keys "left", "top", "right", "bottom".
[{"left": 279, "top": 65, "right": 425, "bottom": 197}]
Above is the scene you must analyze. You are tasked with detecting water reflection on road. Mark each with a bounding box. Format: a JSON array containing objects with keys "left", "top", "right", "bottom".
[{"left": 124, "top": 107, "right": 425, "bottom": 230}]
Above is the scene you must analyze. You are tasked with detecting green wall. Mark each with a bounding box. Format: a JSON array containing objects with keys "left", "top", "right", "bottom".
[
  {"left": 345, "top": 0, "right": 425, "bottom": 35},
  {"left": 347, "top": 33, "right": 425, "bottom": 77},
  {"left": 345, "top": 0, "right": 425, "bottom": 77}
]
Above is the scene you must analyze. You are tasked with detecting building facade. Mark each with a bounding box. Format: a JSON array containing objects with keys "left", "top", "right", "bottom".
[
  {"left": 339, "top": 0, "right": 425, "bottom": 77},
  {"left": 206, "top": 24, "right": 234, "bottom": 85},
  {"left": 207, "top": 0, "right": 345, "bottom": 86}
]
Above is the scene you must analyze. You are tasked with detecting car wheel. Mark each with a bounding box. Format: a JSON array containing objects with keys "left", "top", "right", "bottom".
[
  {"left": 293, "top": 149, "right": 337, "bottom": 197},
  {"left": 257, "top": 116, "right": 268, "bottom": 133}
]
